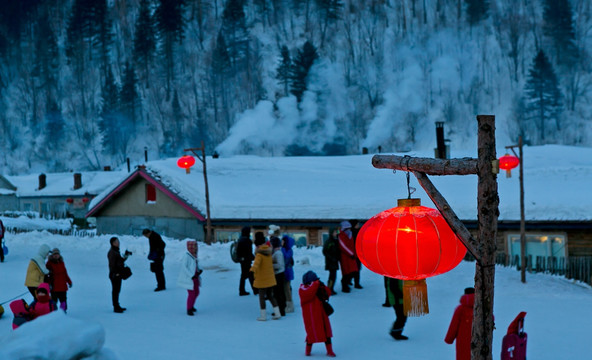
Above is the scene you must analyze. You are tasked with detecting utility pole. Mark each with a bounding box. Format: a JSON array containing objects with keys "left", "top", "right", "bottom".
[
  {"left": 506, "top": 136, "right": 526, "bottom": 283},
  {"left": 185, "top": 141, "right": 213, "bottom": 244}
]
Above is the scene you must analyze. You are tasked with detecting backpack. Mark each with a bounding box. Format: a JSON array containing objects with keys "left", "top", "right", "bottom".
[
  {"left": 230, "top": 241, "right": 239, "bottom": 263},
  {"left": 501, "top": 312, "right": 527, "bottom": 360}
]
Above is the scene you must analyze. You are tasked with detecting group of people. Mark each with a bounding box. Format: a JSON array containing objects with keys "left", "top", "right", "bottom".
[
  {"left": 322, "top": 220, "right": 364, "bottom": 295},
  {"left": 236, "top": 224, "right": 335, "bottom": 356},
  {"left": 7, "top": 221, "right": 476, "bottom": 360},
  {"left": 237, "top": 225, "right": 296, "bottom": 320},
  {"left": 108, "top": 228, "right": 183, "bottom": 314},
  {"left": 10, "top": 243, "right": 72, "bottom": 329}
]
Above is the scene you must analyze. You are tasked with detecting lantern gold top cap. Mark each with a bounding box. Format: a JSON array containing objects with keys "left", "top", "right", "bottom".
[{"left": 397, "top": 198, "right": 421, "bottom": 207}]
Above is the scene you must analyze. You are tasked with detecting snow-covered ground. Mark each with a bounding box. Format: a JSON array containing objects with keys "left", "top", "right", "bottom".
[{"left": 1, "top": 231, "right": 591, "bottom": 359}]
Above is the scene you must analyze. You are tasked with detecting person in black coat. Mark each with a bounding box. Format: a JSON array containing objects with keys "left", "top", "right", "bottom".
[
  {"left": 322, "top": 227, "right": 340, "bottom": 295},
  {"left": 143, "top": 228, "right": 166, "bottom": 291},
  {"left": 237, "top": 226, "right": 256, "bottom": 296},
  {"left": 0, "top": 218, "right": 5, "bottom": 263},
  {"left": 108, "top": 237, "right": 130, "bottom": 313}
]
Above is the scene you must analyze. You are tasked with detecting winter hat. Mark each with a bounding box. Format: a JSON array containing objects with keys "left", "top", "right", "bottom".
[
  {"left": 51, "top": 248, "right": 60, "bottom": 255},
  {"left": 464, "top": 287, "right": 475, "bottom": 295},
  {"left": 340, "top": 221, "right": 352, "bottom": 230},
  {"left": 270, "top": 236, "right": 281, "bottom": 249},
  {"left": 268, "top": 224, "right": 280, "bottom": 236},
  {"left": 109, "top": 237, "right": 119, "bottom": 246},
  {"left": 241, "top": 226, "right": 251, "bottom": 237},
  {"left": 38, "top": 244, "right": 51, "bottom": 258},
  {"left": 254, "top": 232, "right": 266, "bottom": 246},
  {"left": 187, "top": 240, "right": 197, "bottom": 256},
  {"left": 302, "top": 271, "right": 319, "bottom": 285}
]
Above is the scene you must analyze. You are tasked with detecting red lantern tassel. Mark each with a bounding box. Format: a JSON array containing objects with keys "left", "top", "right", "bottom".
[{"left": 403, "top": 279, "right": 429, "bottom": 317}]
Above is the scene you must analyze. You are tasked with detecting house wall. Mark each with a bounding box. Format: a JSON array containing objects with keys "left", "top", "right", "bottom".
[
  {"left": 19, "top": 197, "right": 76, "bottom": 218},
  {"left": 481, "top": 227, "right": 592, "bottom": 258},
  {"left": 0, "top": 194, "right": 18, "bottom": 212},
  {"left": 100, "top": 179, "right": 195, "bottom": 219},
  {"left": 96, "top": 216, "right": 204, "bottom": 240}
]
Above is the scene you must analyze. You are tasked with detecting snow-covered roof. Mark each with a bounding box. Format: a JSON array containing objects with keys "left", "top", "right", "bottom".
[
  {"left": 87, "top": 145, "right": 592, "bottom": 222},
  {"left": 5, "top": 170, "right": 126, "bottom": 198}
]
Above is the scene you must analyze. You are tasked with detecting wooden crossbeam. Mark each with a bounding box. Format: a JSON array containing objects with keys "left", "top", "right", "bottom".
[{"left": 372, "top": 155, "right": 479, "bottom": 175}]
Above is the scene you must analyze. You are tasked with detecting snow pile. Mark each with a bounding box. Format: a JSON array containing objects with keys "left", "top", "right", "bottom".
[{"left": 0, "top": 311, "right": 117, "bottom": 360}]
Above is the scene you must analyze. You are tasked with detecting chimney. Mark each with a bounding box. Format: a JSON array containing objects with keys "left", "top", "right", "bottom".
[
  {"left": 435, "top": 122, "right": 447, "bottom": 159},
  {"left": 38, "top": 174, "right": 46, "bottom": 190},
  {"left": 73, "top": 173, "right": 82, "bottom": 190}
]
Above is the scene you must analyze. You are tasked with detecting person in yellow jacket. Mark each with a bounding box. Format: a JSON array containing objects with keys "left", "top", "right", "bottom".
[
  {"left": 250, "top": 232, "right": 280, "bottom": 321},
  {"left": 25, "top": 244, "right": 51, "bottom": 297}
]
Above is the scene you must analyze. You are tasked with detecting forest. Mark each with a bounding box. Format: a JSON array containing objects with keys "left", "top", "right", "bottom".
[{"left": 0, "top": 0, "right": 591, "bottom": 173}]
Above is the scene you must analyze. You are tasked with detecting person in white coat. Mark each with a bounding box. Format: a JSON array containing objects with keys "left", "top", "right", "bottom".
[{"left": 177, "top": 240, "right": 202, "bottom": 316}]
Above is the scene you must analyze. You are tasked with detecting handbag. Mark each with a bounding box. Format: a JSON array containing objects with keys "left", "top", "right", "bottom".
[
  {"left": 149, "top": 261, "right": 163, "bottom": 273},
  {"left": 121, "top": 266, "right": 132, "bottom": 280},
  {"left": 322, "top": 300, "right": 334, "bottom": 316}
]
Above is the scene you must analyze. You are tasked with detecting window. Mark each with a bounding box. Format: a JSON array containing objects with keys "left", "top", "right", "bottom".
[
  {"left": 215, "top": 230, "right": 241, "bottom": 243},
  {"left": 507, "top": 234, "right": 566, "bottom": 265},
  {"left": 284, "top": 231, "right": 308, "bottom": 247},
  {"left": 145, "top": 184, "right": 156, "bottom": 203}
]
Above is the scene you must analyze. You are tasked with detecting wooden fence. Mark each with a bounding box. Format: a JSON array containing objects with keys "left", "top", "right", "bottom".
[
  {"left": 6, "top": 227, "right": 97, "bottom": 238},
  {"left": 495, "top": 253, "right": 592, "bottom": 286}
]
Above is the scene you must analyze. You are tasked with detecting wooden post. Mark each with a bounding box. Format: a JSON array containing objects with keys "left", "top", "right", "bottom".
[
  {"left": 185, "top": 141, "right": 213, "bottom": 244},
  {"left": 506, "top": 136, "right": 526, "bottom": 283},
  {"left": 473, "top": 115, "right": 498, "bottom": 360},
  {"left": 371, "top": 115, "right": 498, "bottom": 360}
]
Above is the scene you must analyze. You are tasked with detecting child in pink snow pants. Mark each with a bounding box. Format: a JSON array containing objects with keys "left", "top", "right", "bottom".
[{"left": 177, "top": 240, "right": 202, "bottom": 316}]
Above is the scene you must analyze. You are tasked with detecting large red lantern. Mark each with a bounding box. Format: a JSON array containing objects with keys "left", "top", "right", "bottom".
[
  {"left": 356, "top": 198, "right": 467, "bottom": 316},
  {"left": 177, "top": 155, "right": 195, "bottom": 174},
  {"left": 498, "top": 153, "right": 520, "bottom": 178}
]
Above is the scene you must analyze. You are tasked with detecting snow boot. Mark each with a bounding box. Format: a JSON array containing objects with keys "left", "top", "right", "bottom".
[
  {"left": 390, "top": 330, "right": 408, "bottom": 340},
  {"left": 285, "top": 301, "right": 295, "bottom": 313},
  {"left": 305, "top": 344, "right": 312, "bottom": 356},
  {"left": 59, "top": 301, "right": 67, "bottom": 312},
  {"left": 257, "top": 309, "right": 267, "bottom": 321},
  {"left": 325, "top": 343, "right": 336, "bottom": 357},
  {"left": 272, "top": 306, "right": 281, "bottom": 320}
]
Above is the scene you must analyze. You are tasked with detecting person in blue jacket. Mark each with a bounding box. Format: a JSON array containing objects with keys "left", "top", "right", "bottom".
[{"left": 281, "top": 235, "right": 295, "bottom": 312}]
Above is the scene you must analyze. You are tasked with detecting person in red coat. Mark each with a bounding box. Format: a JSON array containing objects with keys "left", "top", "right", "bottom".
[
  {"left": 299, "top": 271, "right": 336, "bottom": 357},
  {"left": 338, "top": 221, "right": 358, "bottom": 293},
  {"left": 46, "top": 248, "right": 72, "bottom": 312},
  {"left": 445, "top": 287, "right": 475, "bottom": 360},
  {"left": 29, "top": 283, "right": 57, "bottom": 319}
]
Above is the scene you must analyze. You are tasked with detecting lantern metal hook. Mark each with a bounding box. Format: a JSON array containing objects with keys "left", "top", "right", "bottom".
[{"left": 403, "top": 156, "right": 416, "bottom": 199}]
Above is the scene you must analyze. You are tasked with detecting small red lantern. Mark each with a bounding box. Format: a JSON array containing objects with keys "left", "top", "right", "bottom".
[
  {"left": 498, "top": 153, "right": 520, "bottom": 178},
  {"left": 177, "top": 155, "right": 195, "bottom": 174},
  {"left": 356, "top": 198, "right": 467, "bottom": 316},
  {"left": 66, "top": 198, "right": 74, "bottom": 204}
]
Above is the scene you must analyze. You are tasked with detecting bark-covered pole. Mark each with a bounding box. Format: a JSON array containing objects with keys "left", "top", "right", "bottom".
[{"left": 473, "top": 115, "right": 498, "bottom": 360}]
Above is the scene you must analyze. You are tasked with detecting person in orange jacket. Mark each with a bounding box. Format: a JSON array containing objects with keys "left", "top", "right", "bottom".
[{"left": 445, "top": 287, "right": 475, "bottom": 360}]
